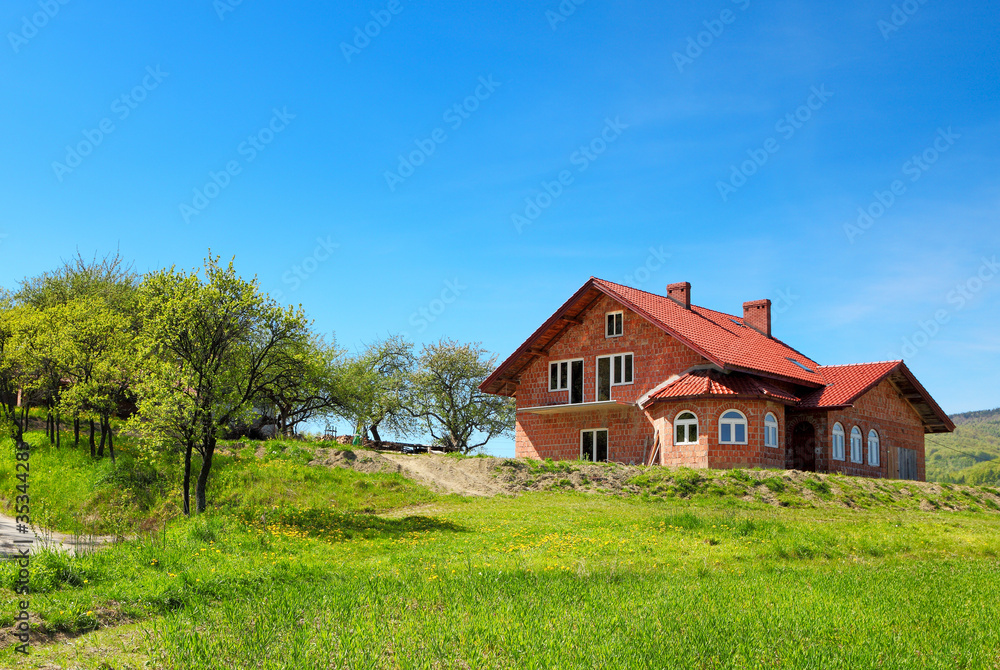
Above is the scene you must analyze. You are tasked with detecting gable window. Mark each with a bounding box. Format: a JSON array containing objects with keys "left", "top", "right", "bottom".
[
  {"left": 606, "top": 311, "right": 623, "bottom": 338},
  {"left": 832, "top": 423, "right": 845, "bottom": 461},
  {"left": 674, "top": 411, "right": 699, "bottom": 445},
  {"left": 596, "top": 353, "right": 633, "bottom": 401},
  {"left": 581, "top": 429, "right": 609, "bottom": 462},
  {"left": 548, "top": 359, "right": 584, "bottom": 404},
  {"left": 764, "top": 413, "right": 779, "bottom": 448},
  {"left": 850, "top": 426, "right": 864, "bottom": 464},
  {"left": 719, "top": 410, "right": 747, "bottom": 445},
  {"left": 868, "top": 430, "right": 881, "bottom": 467}
]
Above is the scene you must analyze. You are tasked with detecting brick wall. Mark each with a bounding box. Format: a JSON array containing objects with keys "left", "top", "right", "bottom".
[
  {"left": 648, "top": 398, "right": 788, "bottom": 469},
  {"left": 515, "top": 295, "right": 706, "bottom": 463},
  {"left": 787, "top": 378, "right": 926, "bottom": 480}
]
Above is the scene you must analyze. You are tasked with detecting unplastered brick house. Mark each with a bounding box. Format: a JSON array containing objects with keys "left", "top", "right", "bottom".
[{"left": 480, "top": 279, "right": 954, "bottom": 481}]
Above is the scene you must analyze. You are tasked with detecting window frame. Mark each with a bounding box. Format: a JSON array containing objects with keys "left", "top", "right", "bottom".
[
  {"left": 674, "top": 410, "right": 699, "bottom": 446},
  {"left": 718, "top": 409, "right": 748, "bottom": 445},
  {"left": 868, "top": 429, "right": 881, "bottom": 467},
  {"left": 548, "top": 358, "right": 584, "bottom": 403},
  {"left": 605, "top": 311, "right": 624, "bottom": 338},
  {"left": 850, "top": 426, "right": 864, "bottom": 464},
  {"left": 832, "top": 422, "right": 846, "bottom": 461},
  {"left": 580, "top": 428, "right": 609, "bottom": 462},
  {"left": 764, "top": 412, "right": 779, "bottom": 448},
  {"left": 595, "top": 352, "right": 634, "bottom": 401}
]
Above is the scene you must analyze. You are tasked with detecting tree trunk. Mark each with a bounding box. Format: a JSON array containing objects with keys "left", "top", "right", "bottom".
[
  {"left": 97, "top": 416, "right": 107, "bottom": 458},
  {"left": 196, "top": 436, "right": 216, "bottom": 514},
  {"left": 183, "top": 441, "right": 193, "bottom": 516},
  {"left": 106, "top": 417, "right": 115, "bottom": 463},
  {"left": 55, "top": 411, "right": 61, "bottom": 448},
  {"left": 89, "top": 418, "right": 96, "bottom": 458},
  {"left": 371, "top": 423, "right": 383, "bottom": 448},
  {"left": 74, "top": 415, "right": 80, "bottom": 448}
]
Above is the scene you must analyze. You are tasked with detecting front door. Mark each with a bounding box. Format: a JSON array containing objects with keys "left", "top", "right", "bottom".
[
  {"left": 898, "top": 448, "right": 918, "bottom": 480},
  {"left": 570, "top": 360, "right": 584, "bottom": 404},
  {"left": 791, "top": 422, "right": 816, "bottom": 472}
]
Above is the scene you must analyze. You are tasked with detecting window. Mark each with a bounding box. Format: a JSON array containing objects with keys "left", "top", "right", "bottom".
[
  {"left": 832, "top": 423, "right": 845, "bottom": 461},
  {"left": 606, "top": 311, "right": 623, "bottom": 338},
  {"left": 581, "top": 429, "right": 609, "bottom": 462},
  {"left": 548, "top": 359, "right": 584, "bottom": 404},
  {"left": 850, "top": 426, "right": 864, "bottom": 464},
  {"left": 868, "top": 430, "right": 881, "bottom": 467},
  {"left": 764, "top": 413, "right": 779, "bottom": 448},
  {"left": 596, "top": 353, "right": 633, "bottom": 401},
  {"left": 719, "top": 410, "right": 747, "bottom": 445},
  {"left": 674, "top": 411, "right": 698, "bottom": 445}
]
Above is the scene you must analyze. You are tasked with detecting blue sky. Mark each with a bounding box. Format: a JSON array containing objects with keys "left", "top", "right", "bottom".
[{"left": 2, "top": 0, "right": 997, "bottom": 456}]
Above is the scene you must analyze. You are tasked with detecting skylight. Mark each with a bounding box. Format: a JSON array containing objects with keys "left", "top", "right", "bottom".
[{"left": 786, "top": 358, "right": 814, "bottom": 373}]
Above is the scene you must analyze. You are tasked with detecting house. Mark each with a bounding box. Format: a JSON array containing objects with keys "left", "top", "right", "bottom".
[{"left": 480, "top": 279, "right": 954, "bottom": 481}]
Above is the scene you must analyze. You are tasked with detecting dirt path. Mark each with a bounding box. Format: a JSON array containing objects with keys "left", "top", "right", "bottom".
[
  {"left": 0, "top": 514, "right": 117, "bottom": 557},
  {"left": 378, "top": 454, "right": 509, "bottom": 496}
]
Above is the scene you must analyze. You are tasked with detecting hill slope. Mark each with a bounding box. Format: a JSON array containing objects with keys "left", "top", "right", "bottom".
[{"left": 925, "top": 407, "right": 1000, "bottom": 483}]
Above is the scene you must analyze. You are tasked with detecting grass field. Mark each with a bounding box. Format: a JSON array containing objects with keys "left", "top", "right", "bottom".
[{"left": 2, "top": 431, "right": 1000, "bottom": 669}]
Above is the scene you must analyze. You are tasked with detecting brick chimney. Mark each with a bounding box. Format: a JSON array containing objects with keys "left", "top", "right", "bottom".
[
  {"left": 743, "top": 299, "right": 772, "bottom": 337},
  {"left": 667, "top": 282, "right": 691, "bottom": 309}
]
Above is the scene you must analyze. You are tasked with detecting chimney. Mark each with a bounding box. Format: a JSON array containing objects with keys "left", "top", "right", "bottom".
[
  {"left": 743, "top": 299, "right": 772, "bottom": 337},
  {"left": 667, "top": 282, "right": 691, "bottom": 309}
]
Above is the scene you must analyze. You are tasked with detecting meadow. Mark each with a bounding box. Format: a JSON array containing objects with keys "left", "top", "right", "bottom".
[{"left": 2, "top": 431, "right": 1000, "bottom": 669}]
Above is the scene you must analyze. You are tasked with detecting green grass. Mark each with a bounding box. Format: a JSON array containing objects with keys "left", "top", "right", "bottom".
[
  {"left": 926, "top": 407, "right": 1000, "bottom": 483},
  {"left": 4, "top": 431, "right": 1000, "bottom": 668}
]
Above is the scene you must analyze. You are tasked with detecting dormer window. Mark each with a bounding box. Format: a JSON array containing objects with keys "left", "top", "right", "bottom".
[{"left": 606, "top": 311, "right": 623, "bottom": 338}]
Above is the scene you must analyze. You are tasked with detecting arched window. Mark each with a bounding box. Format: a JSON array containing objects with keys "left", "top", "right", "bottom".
[
  {"left": 868, "top": 429, "right": 881, "bottom": 466},
  {"left": 719, "top": 410, "right": 747, "bottom": 445},
  {"left": 832, "top": 423, "right": 845, "bottom": 461},
  {"left": 674, "top": 411, "right": 698, "bottom": 445},
  {"left": 764, "top": 413, "right": 779, "bottom": 448},
  {"left": 850, "top": 426, "right": 864, "bottom": 463}
]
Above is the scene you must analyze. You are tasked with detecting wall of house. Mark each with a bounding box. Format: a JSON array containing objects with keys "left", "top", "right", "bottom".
[
  {"left": 786, "top": 378, "right": 926, "bottom": 480},
  {"left": 648, "top": 398, "right": 788, "bottom": 469},
  {"left": 514, "top": 294, "right": 707, "bottom": 463}
]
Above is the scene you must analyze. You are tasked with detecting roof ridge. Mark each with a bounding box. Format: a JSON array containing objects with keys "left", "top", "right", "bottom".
[{"left": 818, "top": 360, "right": 903, "bottom": 369}]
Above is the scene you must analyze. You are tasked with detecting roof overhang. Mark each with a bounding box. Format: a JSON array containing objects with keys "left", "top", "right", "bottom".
[{"left": 517, "top": 400, "right": 634, "bottom": 415}]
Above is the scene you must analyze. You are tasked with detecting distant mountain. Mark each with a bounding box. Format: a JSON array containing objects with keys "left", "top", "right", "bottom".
[{"left": 925, "top": 408, "right": 1000, "bottom": 484}]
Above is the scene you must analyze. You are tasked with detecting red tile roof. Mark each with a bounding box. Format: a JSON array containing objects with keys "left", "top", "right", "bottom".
[
  {"left": 800, "top": 361, "right": 903, "bottom": 408},
  {"left": 591, "top": 279, "right": 824, "bottom": 385},
  {"left": 646, "top": 369, "right": 801, "bottom": 404}
]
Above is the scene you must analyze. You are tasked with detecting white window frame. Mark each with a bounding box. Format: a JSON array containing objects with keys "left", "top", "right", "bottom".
[
  {"left": 832, "top": 423, "right": 845, "bottom": 461},
  {"left": 718, "top": 409, "right": 748, "bottom": 445},
  {"left": 580, "top": 428, "right": 609, "bottom": 462},
  {"left": 764, "top": 412, "right": 779, "bottom": 448},
  {"left": 674, "top": 410, "right": 699, "bottom": 446},
  {"left": 548, "top": 358, "right": 584, "bottom": 402},
  {"left": 868, "top": 429, "right": 881, "bottom": 467},
  {"left": 595, "top": 353, "right": 634, "bottom": 401},
  {"left": 850, "top": 426, "right": 864, "bottom": 464},
  {"left": 605, "top": 311, "right": 623, "bottom": 338}
]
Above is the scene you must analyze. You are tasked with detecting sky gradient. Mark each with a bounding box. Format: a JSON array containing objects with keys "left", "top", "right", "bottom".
[{"left": 2, "top": 0, "right": 997, "bottom": 456}]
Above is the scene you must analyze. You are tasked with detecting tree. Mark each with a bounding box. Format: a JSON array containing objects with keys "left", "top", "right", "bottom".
[
  {"left": 136, "top": 255, "right": 311, "bottom": 514},
  {"left": 339, "top": 335, "right": 416, "bottom": 445},
  {"left": 405, "top": 339, "right": 514, "bottom": 453}
]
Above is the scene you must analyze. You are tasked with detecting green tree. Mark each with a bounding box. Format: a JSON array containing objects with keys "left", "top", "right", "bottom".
[
  {"left": 339, "top": 335, "right": 415, "bottom": 445},
  {"left": 405, "top": 339, "right": 514, "bottom": 453},
  {"left": 136, "top": 255, "right": 311, "bottom": 514}
]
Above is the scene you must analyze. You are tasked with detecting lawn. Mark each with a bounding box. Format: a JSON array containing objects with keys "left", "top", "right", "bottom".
[{"left": 2, "top": 433, "right": 1000, "bottom": 669}]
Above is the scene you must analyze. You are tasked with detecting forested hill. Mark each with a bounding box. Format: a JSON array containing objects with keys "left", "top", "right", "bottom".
[{"left": 926, "top": 408, "right": 1000, "bottom": 484}]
